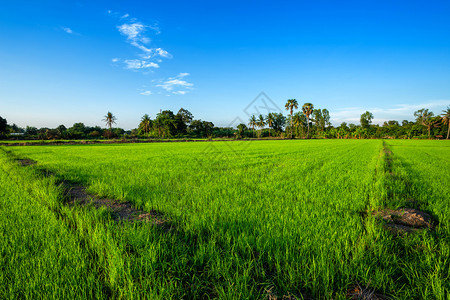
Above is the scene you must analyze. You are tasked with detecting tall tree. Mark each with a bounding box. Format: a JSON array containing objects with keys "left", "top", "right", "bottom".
[
  {"left": 203, "top": 121, "right": 214, "bottom": 137},
  {"left": 313, "top": 109, "right": 323, "bottom": 131},
  {"left": 302, "top": 103, "right": 314, "bottom": 139},
  {"left": 360, "top": 111, "right": 374, "bottom": 129},
  {"left": 414, "top": 108, "right": 436, "bottom": 138},
  {"left": 322, "top": 109, "right": 331, "bottom": 129},
  {"left": 292, "top": 112, "right": 306, "bottom": 138},
  {"left": 177, "top": 108, "right": 194, "bottom": 125},
  {"left": 441, "top": 106, "right": 450, "bottom": 139},
  {"left": 154, "top": 110, "right": 178, "bottom": 137},
  {"left": 285, "top": 99, "right": 298, "bottom": 138},
  {"left": 139, "top": 114, "right": 152, "bottom": 135},
  {"left": 0, "top": 116, "right": 7, "bottom": 135},
  {"left": 266, "top": 113, "right": 274, "bottom": 137},
  {"left": 103, "top": 112, "right": 117, "bottom": 131},
  {"left": 248, "top": 115, "right": 257, "bottom": 138},
  {"left": 237, "top": 123, "right": 247, "bottom": 138},
  {"left": 271, "top": 113, "right": 286, "bottom": 134},
  {"left": 256, "top": 114, "right": 266, "bottom": 138}
]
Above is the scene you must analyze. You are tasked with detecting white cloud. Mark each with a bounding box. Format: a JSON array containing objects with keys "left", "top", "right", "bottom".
[
  {"left": 157, "top": 79, "right": 193, "bottom": 91},
  {"left": 62, "top": 27, "right": 73, "bottom": 34},
  {"left": 111, "top": 14, "right": 192, "bottom": 96},
  {"left": 113, "top": 16, "right": 171, "bottom": 72},
  {"left": 173, "top": 91, "right": 187, "bottom": 95},
  {"left": 124, "top": 59, "right": 159, "bottom": 69},
  {"left": 140, "top": 47, "right": 172, "bottom": 58},
  {"left": 118, "top": 22, "right": 148, "bottom": 42},
  {"left": 331, "top": 100, "right": 450, "bottom": 125},
  {"left": 155, "top": 73, "right": 193, "bottom": 95},
  {"left": 154, "top": 48, "right": 172, "bottom": 58},
  {"left": 131, "top": 41, "right": 152, "bottom": 53}
]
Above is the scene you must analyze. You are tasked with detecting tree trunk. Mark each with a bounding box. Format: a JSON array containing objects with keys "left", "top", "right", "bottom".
[
  {"left": 290, "top": 114, "right": 293, "bottom": 139},
  {"left": 307, "top": 118, "right": 310, "bottom": 139}
]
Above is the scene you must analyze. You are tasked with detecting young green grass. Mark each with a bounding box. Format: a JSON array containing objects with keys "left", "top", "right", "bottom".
[
  {"left": 4, "top": 139, "right": 450, "bottom": 299},
  {"left": 0, "top": 151, "right": 106, "bottom": 299}
]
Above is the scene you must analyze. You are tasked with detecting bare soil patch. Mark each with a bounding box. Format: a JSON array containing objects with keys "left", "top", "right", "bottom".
[
  {"left": 14, "top": 155, "right": 168, "bottom": 226},
  {"left": 17, "top": 158, "right": 37, "bottom": 166},
  {"left": 347, "top": 283, "right": 390, "bottom": 300},
  {"left": 64, "top": 183, "right": 167, "bottom": 225},
  {"left": 372, "top": 208, "right": 435, "bottom": 234}
]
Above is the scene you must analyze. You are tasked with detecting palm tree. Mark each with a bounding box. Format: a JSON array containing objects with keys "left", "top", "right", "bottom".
[
  {"left": 285, "top": 99, "right": 298, "bottom": 138},
  {"left": 442, "top": 106, "right": 450, "bottom": 139},
  {"left": 248, "top": 115, "right": 257, "bottom": 138},
  {"left": 256, "top": 114, "right": 266, "bottom": 138},
  {"left": 102, "top": 112, "right": 117, "bottom": 138},
  {"left": 292, "top": 112, "right": 305, "bottom": 138},
  {"left": 414, "top": 108, "right": 437, "bottom": 139},
  {"left": 302, "top": 103, "right": 314, "bottom": 139},
  {"left": 139, "top": 114, "right": 152, "bottom": 135},
  {"left": 266, "top": 113, "right": 274, "bottom": 137}
]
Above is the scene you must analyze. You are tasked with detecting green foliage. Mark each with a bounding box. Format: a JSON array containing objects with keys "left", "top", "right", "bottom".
[
  {"left": 360, "top": 111, "right": 374, "bottom": 129},
  {"left": 0, "top": 116, "right": 7, "bottom": 135},
  {"left": 3, "top": 106, "right": 450, "bottom": 141},
  {"left": 138, "top": 114, "right": 152, "bottom": 135},
  {"left": 103, "top": 112, "right": 117, "bottom": 130},
  {"left": 302, "top": 103, "right": 314, "bottom": 138}
]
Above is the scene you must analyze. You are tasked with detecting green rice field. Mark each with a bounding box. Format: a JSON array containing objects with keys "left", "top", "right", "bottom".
[{"left": 1, "top": 140, "right": 449, "bottom": 299}]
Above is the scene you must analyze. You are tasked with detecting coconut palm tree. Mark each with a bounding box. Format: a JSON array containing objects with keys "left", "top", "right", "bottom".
[
  {"left": 103, "top": 112, "right": 117, "bottom": 129},
  {"left": 266, "top": 113, "right": 274, "bottom": 137},
  {"left": 248, "top": 115, "right": 257, "bottom": 138},
  {"left": 102, "top": 112, "right": 117, "bottom": 138},
  {"left": 302, "top": 103, "right": 314, "bottom": 139},
  {"left": 285, "top": 99, "right": 298, "bottom": 138},
  {"left": 139, "top": 114, "right": 152, "bottom": 135},
  {"left": 256, "top": 114, "right": 266, "bottom": 138},
  {"left": 442, "top": 106, "right": 450, "bottom": 139},
  {"left": 414, "top": 108, "right": 437, "bottom": 139}
]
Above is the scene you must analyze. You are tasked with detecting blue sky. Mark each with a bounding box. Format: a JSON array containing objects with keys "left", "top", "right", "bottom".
[{"left": 1, "top": 0, "right": 449, "bottom": 129}]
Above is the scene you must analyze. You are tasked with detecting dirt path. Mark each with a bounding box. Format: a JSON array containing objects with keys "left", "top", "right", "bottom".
[
  {"left": 16, "top": 158, "right": 168, "bottom": 226},
  {"left": 371, "top": 142, "right": 436, "bottom": 235}
]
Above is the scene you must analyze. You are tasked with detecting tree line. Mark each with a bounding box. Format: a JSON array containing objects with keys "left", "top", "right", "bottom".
[{"left": 0, "top": 103, "right": 449, "bottom": 140}]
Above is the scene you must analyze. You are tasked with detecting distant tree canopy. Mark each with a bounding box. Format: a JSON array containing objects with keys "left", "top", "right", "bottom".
[
  {"left": 1, "top": 103, "right": 449, "bottom": 141},
  {"left": 0, "top": 116, "right": 7, "bottom": 135},
  {"left": 360, "top": 111, "right": 374, "bottom": 129}
]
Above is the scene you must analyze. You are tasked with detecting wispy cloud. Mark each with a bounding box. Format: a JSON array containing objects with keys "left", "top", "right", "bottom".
[
  {"left": 173, "top": 90, "right": 187, "bottom": 95},
  {"left": 62, "top": 27, "right": 73, "bottom": 34},
  {"left": 124, "top": 59, "right": 159, "bottom": 69},
  {"left": 331, "top": 100, "right": 450, "bottom": 125},
  {"left": 111, "top": 13, "right": 171, "bottom": 72},
  {"left": 117, "top": 22, "right": 151, "bottom": 43},
  {"left": 141, "top": 47, "right": 172, "bottom": 59},
  {"left": 109, "top": 12, "right": 193, "bottom": 96},
  {"left": 155, "top": 73, "right": 193, "bottom": 95}
]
